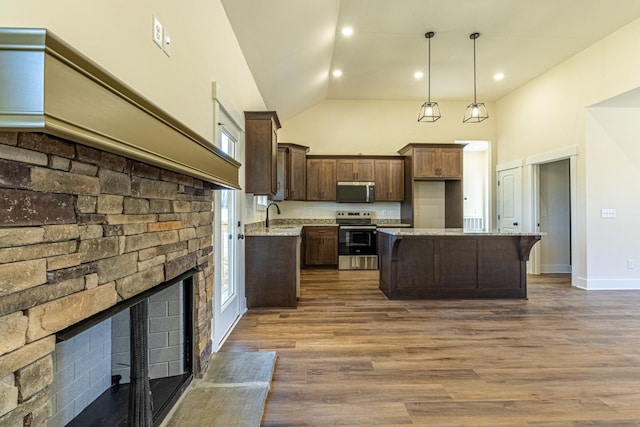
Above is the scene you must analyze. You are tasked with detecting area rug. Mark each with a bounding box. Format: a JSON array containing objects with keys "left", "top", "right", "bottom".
[{"left": 165, "top": 351, "right": 276, "bottom": 427}]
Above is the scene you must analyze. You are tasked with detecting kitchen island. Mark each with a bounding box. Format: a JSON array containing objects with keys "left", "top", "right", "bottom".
[{"left": 377, "top": 228, "right": 542, "bottom": 299}]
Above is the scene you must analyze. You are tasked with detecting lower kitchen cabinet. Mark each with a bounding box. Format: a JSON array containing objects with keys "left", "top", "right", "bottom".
[
  {"left": 304, "top": 226, "right": 338, "bottom": 267},
  {"left": 245, "top": 235, "right": 300, "bottom": 308}
]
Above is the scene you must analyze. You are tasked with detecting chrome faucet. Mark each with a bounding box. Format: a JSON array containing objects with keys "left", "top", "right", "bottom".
[{"left": 265, "top": 202, "right": 281, "bottom": 228}]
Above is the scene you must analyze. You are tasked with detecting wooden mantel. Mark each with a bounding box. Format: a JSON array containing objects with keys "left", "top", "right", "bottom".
[{"left": 0, "top": 27, "right": 240, "bottom": 189}]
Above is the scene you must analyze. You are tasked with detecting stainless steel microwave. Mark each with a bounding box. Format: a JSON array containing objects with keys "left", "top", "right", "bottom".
[{"left": 336, "top": 182, "right": 375, "bottom": 203}]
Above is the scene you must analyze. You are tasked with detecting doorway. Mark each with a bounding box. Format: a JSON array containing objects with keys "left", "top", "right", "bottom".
[
  {"left": 538, "top": 160, "right": 571, "bottom": 273},
  {"left": 526, "top": 145, "right": 578, "bottom": 278},
  {"left": 460, "top": 140, "right": 490, "bottom": 231},
  {"left": 213, "top": 122, "right": 242, "bottom": 350}
]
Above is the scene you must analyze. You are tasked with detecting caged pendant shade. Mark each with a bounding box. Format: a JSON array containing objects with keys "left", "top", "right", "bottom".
[
  {"left": 418, "top": 31, "right": 441, "bottom": 122},
  {"left": 463, "top": 32, "right": 489, "bottom": 123}
]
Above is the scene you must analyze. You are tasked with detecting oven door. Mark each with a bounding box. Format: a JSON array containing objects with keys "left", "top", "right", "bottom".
[{"left": 338, "top": 226, "right": 377, "bottom": 255}]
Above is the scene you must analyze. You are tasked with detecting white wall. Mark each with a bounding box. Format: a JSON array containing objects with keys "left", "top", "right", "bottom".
[
  {"left": 1, "top": 0, "right": 265, "bottom": 141},
  {"left": 496, "top": 17, "right": 640, "bottom": 288},
  {"left": 585, "top": 107, "right": 640, "bottom": 288}
]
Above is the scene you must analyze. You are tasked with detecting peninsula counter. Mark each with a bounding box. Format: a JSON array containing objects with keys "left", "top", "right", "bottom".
[{"left": 377, "top": 228, "right": 542, "bottom": 299}]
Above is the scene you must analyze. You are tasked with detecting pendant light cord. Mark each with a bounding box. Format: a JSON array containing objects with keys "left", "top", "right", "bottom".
[
  {"left": 428, "top": 35, "right": 431, "bottom": 103},
  {"left": 471, "top": 33, "right": 479, "bottom": 104},
  {"left": 473, "top": 36, "right": 477, "bottom": 104}
]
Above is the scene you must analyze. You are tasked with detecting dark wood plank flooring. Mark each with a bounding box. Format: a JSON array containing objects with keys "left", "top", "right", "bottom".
[{"left": 222, "top": 270, "right": 640, "bottom": 426}]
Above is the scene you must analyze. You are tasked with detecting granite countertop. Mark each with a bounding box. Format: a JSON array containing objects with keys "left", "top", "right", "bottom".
[
  {"left": 245, "top": 225, "right": 303, "bottom": 237},
  {"left": 378, "top": 228, "right": 544, "bottom": 237},
  {"left": 244, "top": 219, "right": 409, "bottom": 237}
]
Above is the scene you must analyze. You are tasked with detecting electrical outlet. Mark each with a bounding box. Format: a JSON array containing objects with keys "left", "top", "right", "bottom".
[
  {"left": 628, "top": 259, "right": 635, "bottom": 269},
  {"left": 163, "top": 29, "right": 171, "bottom": 56},
  {"left": 601, "top": 208, "right": 617, "bottom": 218},
  {"left": 152, "top": 16, "right": 163, "bottom": 48},
  {"left": 306, "top": 209, "right": 313, "bottom": 217}
]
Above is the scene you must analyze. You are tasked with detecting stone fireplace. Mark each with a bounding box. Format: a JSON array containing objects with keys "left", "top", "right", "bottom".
[
  {"left": 0, "top": 131, "right": 216, "bottom": 425},
  {"left": 0, "top": 28, "right": 240, "bottom": 426}
]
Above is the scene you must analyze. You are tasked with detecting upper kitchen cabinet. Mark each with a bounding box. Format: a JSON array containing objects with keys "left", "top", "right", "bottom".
[
  {"left": 245, "top": 111, "right": 281, "bottom": 195},
  {"left": 399, "top": 143, "right": 463, "bottom": 179},
  {"left": 274, "top": 143, "right": 309, "bottom": 201},
  {"left": 306, "top": 157, "right": 337, "bottom": 201},
  {"left": 336, "top": 159, "right": 374, "bottom": 182},
  {"left": 374, "top": 159, "right": 404, "bottom": 202}
]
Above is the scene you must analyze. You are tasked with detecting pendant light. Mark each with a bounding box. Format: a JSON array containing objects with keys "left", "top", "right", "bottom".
[
  {"left": 418, "top": 31, "right": 441, "bottom": 122},
  {"left": 463, "top": 32, "right": 489, "bottom": 123}
]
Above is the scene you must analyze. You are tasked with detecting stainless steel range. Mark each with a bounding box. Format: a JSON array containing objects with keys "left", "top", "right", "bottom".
[{"left": 336, "top": 210, "right": 378, "bottom": 270}]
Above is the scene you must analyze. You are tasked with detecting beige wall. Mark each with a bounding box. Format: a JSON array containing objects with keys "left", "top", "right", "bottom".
[
  {"left": 280, "top": 99, "right": 496, "bottom": 155},
  {"left": 496, "top": 17, "right": 640, "bottom": 289},
  {"left": 1, "top": 0, "right": 265, "bottom": 141}
]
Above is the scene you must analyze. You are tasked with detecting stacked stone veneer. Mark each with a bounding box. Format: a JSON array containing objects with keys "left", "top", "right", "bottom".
[{"left": 0, "top": 132, "right": 215, "bottom": 426}]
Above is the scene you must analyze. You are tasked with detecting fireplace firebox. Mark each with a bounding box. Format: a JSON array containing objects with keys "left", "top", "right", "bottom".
[{"left": 49, "top": 271, "right": 195, "bottom": 427}]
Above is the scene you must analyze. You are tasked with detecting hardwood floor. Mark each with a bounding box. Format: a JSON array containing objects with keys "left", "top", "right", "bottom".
[{"left": 222, "top": 270, "right": 640, "bottom": 426}]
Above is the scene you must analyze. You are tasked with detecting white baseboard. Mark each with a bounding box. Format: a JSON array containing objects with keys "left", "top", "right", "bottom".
[
  {"left": 583, "top": 278, "right": 640, "bottom": 290},
  {"left": 541, "top": 264, "right": 572, "bottom": 274}
]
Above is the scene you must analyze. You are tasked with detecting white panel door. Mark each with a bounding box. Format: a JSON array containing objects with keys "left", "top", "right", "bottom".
[{"left": 497, "top": 167, "right": 522, "bottom": 233}]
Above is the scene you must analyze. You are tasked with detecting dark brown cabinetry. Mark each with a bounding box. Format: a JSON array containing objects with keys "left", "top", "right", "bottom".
[
  {"left": 336, "top": 159, "right": 374, "bottom": 181},
  {"left": 246, "top": 235, "right": 300, "bottom": 308},
  {"left": 407, "top": 145, "right": 463, "bottom": 179},
  {"left": 304, "top": 226, "right": 338, "bottom": 266},
  {"left": 398, "top": 143, "right": 464, "bottom": 228},
  {"left": 374, "top": 159, "right": 404, "bottom": 201},
  {"left": 306, "top": 159, "right": 337, "bottom": 201},
  {"left": 274, "top": 143, "right": 309, "bottom": 201},
  {"left": 378, "top": 231, "right": 541, "bottom": 299},
  {"left": 244, "top": 111, "right": 281, "bottom": 195}
]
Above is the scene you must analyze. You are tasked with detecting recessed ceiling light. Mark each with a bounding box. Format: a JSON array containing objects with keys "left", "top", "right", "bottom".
[
  {"left": 341, "top": 26, "right": 354, "bottom": 37},
  {"left": 332, "top": 69, "right": 343, "bottom": 78},
  {"left": 414, "top": 71, "right": 424, "bottom": 79},
  {"left": 494, "top": 72, "right": 505, "bottom": 81}
]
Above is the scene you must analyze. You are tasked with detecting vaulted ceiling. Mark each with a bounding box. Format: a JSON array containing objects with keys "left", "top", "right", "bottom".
[{"left": 221, "top": 0, "right": 640, "bottom": 120}]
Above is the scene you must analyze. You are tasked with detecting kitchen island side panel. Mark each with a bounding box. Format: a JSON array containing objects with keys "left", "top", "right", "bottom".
[
  {"left": 378, "top": 231, "right": 540, "bottom": 299},
  {"left": 245, "top": 235, "right": 299, "bottom": 307}
]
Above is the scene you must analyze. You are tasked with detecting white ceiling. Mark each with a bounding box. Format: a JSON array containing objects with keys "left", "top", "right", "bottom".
[{"left": 221, "top": 0, "right": 640, "bottom": 120}]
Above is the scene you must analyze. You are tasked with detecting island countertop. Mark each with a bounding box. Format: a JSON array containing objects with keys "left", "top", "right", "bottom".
[{"left": 377, "top": 228, "right": 544, "bottom": 237}]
